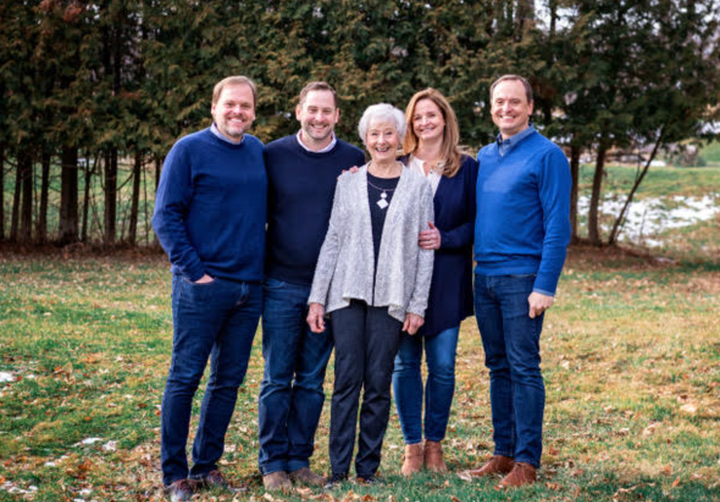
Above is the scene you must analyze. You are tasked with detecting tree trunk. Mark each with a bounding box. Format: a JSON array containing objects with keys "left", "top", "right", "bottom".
[
  {"left": 59, "top": 146, "right": 79, "bottom": 244},
  {"left": 0, "top": 144, "right": 4, "bottom": 241},
  {"left": 128, "top": 150, "right": 142, "bottom": 245},
  {"left": 569, "top": 144, "right": 581, "bottom": 244},
  {"left": 588, "top": 141, "right": 608, "bottom": 246},
  {"left": 608, "top": 125, "right": 667, "bottom": 245},
  {"left": 19, "top": 149, "right": 33, "bottom": 243},
  {"left": 37, "top": 151, "right": 51, "bottom": 243},
  {"left": 81, "top": 153, "right": 96, "bottom": 243},
  {"left": 10, "top": 156, "right": 21, "bottom": 242},
  {"left": 104, "top": 148, "right": 118, "bottom": 246}
]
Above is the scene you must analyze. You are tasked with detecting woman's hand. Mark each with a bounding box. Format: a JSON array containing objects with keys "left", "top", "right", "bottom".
[
  {"left": 418, "top": 221, "right": 441, "bottom": 250},
  {"left": 307, "top": 303, "right": 326, "bottom": 333},
  {"left": 403, "top": 313, "right": 424, "bottom": 335}
]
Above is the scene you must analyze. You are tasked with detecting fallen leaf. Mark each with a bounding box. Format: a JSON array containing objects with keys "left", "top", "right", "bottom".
[
  {"left": 672, "top": 477, "right": 681, "bottom": 488},
  {"left": 451, "top": 497, "right": 463, "bottom": 502},
  {"left": 456, "top": 471, "right": 473, "bottom": 482}
]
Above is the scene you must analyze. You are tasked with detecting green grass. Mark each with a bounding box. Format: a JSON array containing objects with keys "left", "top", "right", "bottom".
[
  {"left": 1, "top": 247, "right": 719, "bottom": 501},
  {"left": 700, "top": 140, "right": 720, "bottom": 165}
]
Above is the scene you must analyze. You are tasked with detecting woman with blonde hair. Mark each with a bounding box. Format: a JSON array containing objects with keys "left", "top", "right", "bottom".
[{"left": 393, "top": 88, "right": 478, "bottom": 475}]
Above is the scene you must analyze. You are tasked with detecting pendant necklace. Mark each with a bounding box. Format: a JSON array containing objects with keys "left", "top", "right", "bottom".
[
  {"left": 367, "top": 178, "right": 395, "bottom": 209},
  {"left": 367, "top": 162, "right": 399, "bottom": 210}
]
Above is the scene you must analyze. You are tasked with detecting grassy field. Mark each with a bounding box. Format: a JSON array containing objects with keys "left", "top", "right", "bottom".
[
  {"left": 1, "top": 243, "right": 719, "bottom": 502},
  {"left": 1, "top": 157, "right": 719, "bottom": 501}
]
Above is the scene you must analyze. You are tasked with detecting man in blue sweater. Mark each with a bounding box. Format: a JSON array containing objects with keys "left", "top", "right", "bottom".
[
  {"left": 470, "top": 75, "right": 571, "bottom": 488},
  {"left": 152, "top": 76, "right": 266, "bottom": 502},
  {"left": 258, "top": 82, "right": 365, "bottom": 490}
]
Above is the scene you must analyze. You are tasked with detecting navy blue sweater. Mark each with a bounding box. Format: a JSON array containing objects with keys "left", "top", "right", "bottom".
[
  {"left": 474, "top": 129, "right": 571, "bottom": 295},
  {"left": 400, "top": 154, "right": 479, "bottom": 337},
  {"left": 152, "top": 128, "right": 267, "bottom": 282},
  {"left": 264, "top": 135, "right": 366, "bottom": 286}
]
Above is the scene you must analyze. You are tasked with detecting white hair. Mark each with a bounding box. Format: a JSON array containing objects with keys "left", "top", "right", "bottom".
[{"left": 357, "top": 103, "right": 407, "bottom": 146}]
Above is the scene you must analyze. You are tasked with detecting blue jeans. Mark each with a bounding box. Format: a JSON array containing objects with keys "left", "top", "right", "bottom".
[
  {"left": 161, "top": 275, "right": 261, "bottom": 486},
  {"left": 257, "top": 278, "right": 333, "bottom": 474},
  {"left": 474, "top": 274, "right": 545, "bottom": 468},
  {"left": 392, "top": 326, "right": 459, "bottom": 444}
]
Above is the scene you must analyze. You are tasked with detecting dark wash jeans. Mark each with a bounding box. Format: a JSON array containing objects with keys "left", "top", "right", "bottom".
[
  {"left": 161, "top": 274, "right": 261, "bottom": 486},
  {"left": 329, "top": 300, "right": 402, "bottom": 478},
  {"left": 258, "top": 278, "right": 333, "bottom": 475},
  {"left": 392, "top": 325, "right": 460, "bottom": 444},
  {"left": 474, "top": 273, "right": 545, "bottom": 468}
]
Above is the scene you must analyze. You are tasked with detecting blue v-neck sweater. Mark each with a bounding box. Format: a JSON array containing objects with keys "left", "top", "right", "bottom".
[
  {"left": 152, "top": 128, "right": 267, "bottom": 282},
  {"left": 474, "top": 129, "right": 571, "bottom": 295}
]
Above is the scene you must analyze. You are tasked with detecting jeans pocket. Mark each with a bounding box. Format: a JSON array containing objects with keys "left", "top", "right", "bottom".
[{"left": 263, "top": 278, "right": 287, "bottom": 291}]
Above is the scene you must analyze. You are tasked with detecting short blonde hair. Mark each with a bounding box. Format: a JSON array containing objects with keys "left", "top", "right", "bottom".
[
  {"left": 212, "top": 76, "right": 257, "bottom": 107},
  {"left": 358, "top": 103, "right": 407, "bottom": 146}
]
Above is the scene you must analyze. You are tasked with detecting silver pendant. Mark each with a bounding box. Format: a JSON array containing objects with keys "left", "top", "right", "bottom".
[{"left": 377, "top": 197, "right": 389, "bottom": 209}]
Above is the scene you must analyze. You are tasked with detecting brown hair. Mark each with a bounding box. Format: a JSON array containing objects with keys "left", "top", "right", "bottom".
[
  {"left": 212, "top": 76, "right": 257, "bottom": 107},
  {"left": 489, "top": 74, "right": 533, "bottom": 104},
  {"left": 403, "top": 88, "right": 463, "bottom": 178},
  {"left": 298, "top": 81, "right": 338, "bottom": 108}
]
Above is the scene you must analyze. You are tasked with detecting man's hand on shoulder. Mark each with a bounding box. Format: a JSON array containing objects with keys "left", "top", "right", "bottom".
[
  {"left": 194, "top": 274, "right": 214, "bottom": 284},
  {"left": 528, "top": 291, "right": 554, "bottom": 318}
]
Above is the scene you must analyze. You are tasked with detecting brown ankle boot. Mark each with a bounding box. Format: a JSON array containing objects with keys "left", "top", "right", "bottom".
[
  {"left": 401, "top": 443, "right": 424, "bottom": 476},
  {"left": 424, "top": 440, "right": 448, "bottom": 473},
  {"left": 468, "top": 455, "right": 515, "bottom": 477},
  {"left": 497, "top": 462, "right": 536, "bottom": 488}
]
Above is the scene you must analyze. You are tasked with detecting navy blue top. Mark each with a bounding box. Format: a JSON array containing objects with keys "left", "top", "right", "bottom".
[
  {"left": 152, "top": 128, "right": 267, "bottom": 282},
  {"left": 264, "top": 135, "right": 366, "bottom": 286},
  {"left": 474, "top": 126, "right": 571, "bottom": 295},
  {"left": 367, "top": 173, "right": 400, "bottom": 273},
  {"left": 400, "top": 154, "right": 479, "bottom": 337}
]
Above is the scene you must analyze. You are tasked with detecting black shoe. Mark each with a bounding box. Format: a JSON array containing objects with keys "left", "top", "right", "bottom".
[
  {"left": 356, "top": 474, "right": 382, "bottom": 486},
  {"left": 324, "top": 473, "right": 347, "bottom": 490},
  {"left": 165, "top": 479, "right": 194, "bottom": 502}
]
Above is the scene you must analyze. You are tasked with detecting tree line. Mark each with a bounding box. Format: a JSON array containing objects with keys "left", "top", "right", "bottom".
[{"left": 1, "top": 0, "right": 719, "bottom": 248}]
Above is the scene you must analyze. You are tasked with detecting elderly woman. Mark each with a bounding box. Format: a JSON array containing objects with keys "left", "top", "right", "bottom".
[
  {"left": 392, "top": 89, "right": 478, "bottom": 475},
  {"left": 306, "top": 103, "right": 434, "bottom": 487}
]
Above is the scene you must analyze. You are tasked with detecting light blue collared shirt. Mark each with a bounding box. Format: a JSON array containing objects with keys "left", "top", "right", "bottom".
[
  {"left": 497, "top": 124, "right": 535, "bottom": 156},
  {"left": 211, "top": 123, "right": 244, "bottom": 145},
  {"left": 296, "top": 130, "right": 337, "bottom": 153}
]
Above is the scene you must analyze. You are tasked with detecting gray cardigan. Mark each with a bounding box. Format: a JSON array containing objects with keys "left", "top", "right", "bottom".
[{"left": 308, "top": 163, "right": 434, "bottom": 323}]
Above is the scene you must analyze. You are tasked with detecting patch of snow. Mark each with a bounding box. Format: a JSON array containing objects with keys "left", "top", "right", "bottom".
[
  {"left": 578, "top": 193, "right": 720, "bottom": 247},
  {"left": 74, "top": 437, "right": 103, "bottom": 447}
]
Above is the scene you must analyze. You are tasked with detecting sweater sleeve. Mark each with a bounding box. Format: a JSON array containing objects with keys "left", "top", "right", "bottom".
[
  {"left": 407, "top": 181, "right": 435, "bottom": 317},
  {"left": 533, "top": 147, "right": 572, "bottom": 295},
  {"left": 438, "top": 156, "right": 478, "bottom": 250},
  {"left": 151, "top": 142, "right": 206, "bottom": 282},
  {"left": 308, "top": 177, "right": 345, "bottom": 306}
]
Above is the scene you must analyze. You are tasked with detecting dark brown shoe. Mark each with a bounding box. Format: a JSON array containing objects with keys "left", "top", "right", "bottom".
[
  {"left": 497, "top": 462, "right": 537, "bottom": 489},
  {"left": 289, "top": 467, "right": 325, "bottom": 487},
  {"left": 263, "top": 470, "right": 292, "bottom": 491},
  {"left": 468, "top": 455, "right": 515, "bottom": 477},
  {"left": 424, "top": 440, "right": 448, "bottom": 473},
  {"left": 193, "top": 469, "right": 242, "bottom": 492},
  {"left": 165, "top": 479, "right": 194, "bottom": 502}
]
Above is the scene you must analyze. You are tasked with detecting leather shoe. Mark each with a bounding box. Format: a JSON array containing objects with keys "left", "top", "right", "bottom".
[
  {"left": 165, "top": 479, "right": 194, "bottom": 502},
  {"left": 289, "top": 467, "right": 325, "bottom": 486},
  {"left": 192, "top": 469, "right": 242, "bottom": 492},
  {"left": 424, "top": 440, "right": 448, "bottom": 473},
  {"left": 497, "top": 462, "right": 537, "bottom": 489},
  {"left": 468, "top": 455, "right": 515, "bottom": 477},
  {"left": 401, "top": 443, "right": 424, "bottom": 476},
  {"left": 263, "top": 470, "right": 292, "bottom": 491}
]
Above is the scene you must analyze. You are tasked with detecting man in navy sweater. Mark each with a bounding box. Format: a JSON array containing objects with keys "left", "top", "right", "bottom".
[
  {"left": 470, "top": 75, "right": 571, "bottom": 488},
  {"left": 258, "top": 82, "right": 365, "bottom": 490},
  {"left": 152, "top": 76, "right": 266, "bottom": 502}
]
